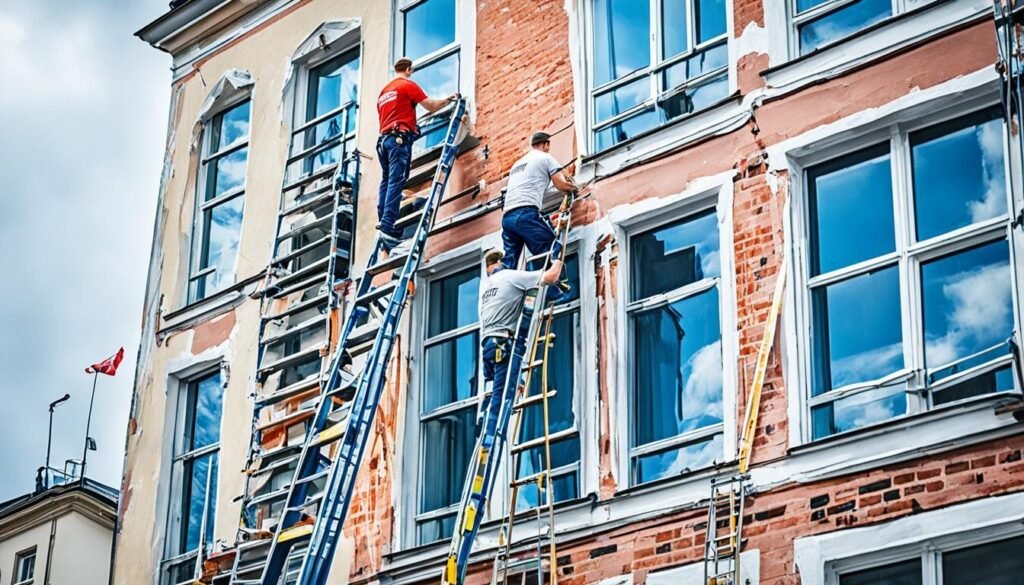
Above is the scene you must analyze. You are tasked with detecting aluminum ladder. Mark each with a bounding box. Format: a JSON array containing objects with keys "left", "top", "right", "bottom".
[{"left": 442, "top": 192, "right": 576, "bottom": 585}]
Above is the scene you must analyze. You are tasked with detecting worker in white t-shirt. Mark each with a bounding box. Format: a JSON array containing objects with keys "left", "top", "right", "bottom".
[
  {"left": 500, "top": 132, "right": 576, "bottom": 270},
  {"left": 477, "top": 248, "right": 564, "bottom": 441}
]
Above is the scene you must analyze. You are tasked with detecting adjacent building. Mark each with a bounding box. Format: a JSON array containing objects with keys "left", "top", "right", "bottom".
[
  {"left": 0, "top": 479, "right": 117, "bottom": 585},
  {"left": 120, "top": 0, "right": 1024, "bottom": 584}
]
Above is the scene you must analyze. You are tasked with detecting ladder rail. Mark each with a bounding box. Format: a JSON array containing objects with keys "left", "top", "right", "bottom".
[{"left": 248, "top": 98, "right": 467, "bottom": 585}]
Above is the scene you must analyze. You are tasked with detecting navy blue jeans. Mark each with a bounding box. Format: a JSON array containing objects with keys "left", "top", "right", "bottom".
[
  {"left": 376, "top": 132, "right": 415, "bottom": 238},
  {"left": 481, "top": 337, "right": 512, "bottom": 448},
  {"left": 501, "top": 207, "right": 563, "bottom": 270}
]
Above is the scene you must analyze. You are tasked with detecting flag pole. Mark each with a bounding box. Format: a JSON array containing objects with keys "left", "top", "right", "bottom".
[{"left": 81, "top": 371, "right": 99, "bottom": 481}]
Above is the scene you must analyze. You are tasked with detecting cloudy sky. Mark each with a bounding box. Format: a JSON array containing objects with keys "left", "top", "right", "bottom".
[{"left": 0, "top": 0, "right": 170, "bottom": 500}]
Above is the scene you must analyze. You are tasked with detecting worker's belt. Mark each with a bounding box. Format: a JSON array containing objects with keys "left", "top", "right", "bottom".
[
  {"left": 380, "top": 125, "right": 419, "bottom": 140},
  {"left": 483, "top": 332, "right": 512, "bottom": 340}
]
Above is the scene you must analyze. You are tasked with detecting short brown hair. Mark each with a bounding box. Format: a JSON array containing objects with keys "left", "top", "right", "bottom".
[{"left": 394, "top": 58, "right": 413, "bottom": 73}]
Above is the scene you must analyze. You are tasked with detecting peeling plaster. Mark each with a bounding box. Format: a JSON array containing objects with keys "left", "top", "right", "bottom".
[{"left": 735, "top": 20, "right": 769, "bottom": 59}]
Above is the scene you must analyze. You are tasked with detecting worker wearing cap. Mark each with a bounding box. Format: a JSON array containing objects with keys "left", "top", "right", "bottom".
[
  {"left": 479, "top": 249, "right": 564, "bottom": 436},
  {"left": 376, "top": 58, "right": 456, "bottom": 250},
  {"left": 500, "top": 132, "right": 577, "bottom": 269}
]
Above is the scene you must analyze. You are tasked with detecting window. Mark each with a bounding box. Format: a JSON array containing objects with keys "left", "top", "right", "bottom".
[
  {"left": 835, "top": 535, "right": 1024, "bottom": 584},
  {"left": 416, "top": 267, "right": 480, "bottom": 544},
  {"left": 189, "top": 100, "right": 251, "bottom": 303},
  {"left": 162, "top": 370, "right": 225, "bottom": 585},
  {"left": 628, "top": 210, "right": 725, "bottom": 485},
  {"left": 588, "top": 0, "right": 729, "bottom": 152},
  {"left": 12, "top": 549, "right": 35, "bottom": 585},
  {"left": 395, "top": 0, "right": 461, "bottom": 153},
  {"left": 514, "top": 254, "right": 583, "bottom": 510},
  {"left": 804, "top": 107, "right": 1019, "bottom": 440},
  {"left": 287, "top": 47, "right": 360, "bottom": 180},
  {"left": 792, "top": 0, "right": 892, "bottom": 55}
]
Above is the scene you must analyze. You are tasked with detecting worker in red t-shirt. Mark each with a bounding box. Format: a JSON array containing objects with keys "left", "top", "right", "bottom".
[{"left": 376, "top": 57, "right": 455, "bottom": 252}]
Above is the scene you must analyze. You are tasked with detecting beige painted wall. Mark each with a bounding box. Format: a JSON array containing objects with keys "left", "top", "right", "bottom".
[
  {"left": 1, "top": 510, "right": 112, "bottom": 585},
  {"left": 116, "top": 1, "right": 392, "bottom": 584}
]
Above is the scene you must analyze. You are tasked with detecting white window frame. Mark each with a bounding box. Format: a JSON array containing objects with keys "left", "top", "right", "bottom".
[
  {"left": 160, "top": 367, "right": 226, "bottom": 585},
  {"left": 408, "top": 258, "right": 485, "bottom": 546},
  {"left": 12, "top": 548, "right": 36, "bottom": 585},
  {"left": 612, "top": 176, "right": 739, "bottom": 489},
  {"left": 794, "top": 491, "right": 1024, "bottom": 585},
  {"left": 187, "top": 96, "right": 252, "bottom": 304},
  {"left": 287, "top": 29, "right": 362, "bottom": 184},
  {"left": 580, "top": 0, "right": 734, "bottom": 155},
  {"left": 762, "top": 0, "right": 992, "bottom": 93},
  {"left": 787, "top": 95, "right": 1023, "bottom": 444},
  {"left": 391, "top": 0, "right": 477, "bottom": 156}
]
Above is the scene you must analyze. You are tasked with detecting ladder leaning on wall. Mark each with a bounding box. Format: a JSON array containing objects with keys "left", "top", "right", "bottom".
[
  {"left": 222, "top": 98, "right": 468, "bottom": 585},
  {"left": 438, "top": 191, "right": 577, "bottom": 585}
]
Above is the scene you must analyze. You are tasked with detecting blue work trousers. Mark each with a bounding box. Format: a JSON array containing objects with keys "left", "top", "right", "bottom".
[
  {"left": 500, "top": 206, "right": 562, "bottom": 270},
  {"left": 481, "top": 336, "right": 512, "bottom": 448},
  {"left": 376, "top": 131, "right": 415, "bottom": 238}
]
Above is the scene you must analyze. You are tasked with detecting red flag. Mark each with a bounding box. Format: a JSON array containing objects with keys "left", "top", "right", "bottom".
[{"left": 86, "top": 347, "right": 125, "bottom": 376}]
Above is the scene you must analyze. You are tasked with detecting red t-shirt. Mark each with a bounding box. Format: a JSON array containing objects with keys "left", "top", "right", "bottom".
[{"left": 377, "top": 77, "right": 428, "bottom": 134}]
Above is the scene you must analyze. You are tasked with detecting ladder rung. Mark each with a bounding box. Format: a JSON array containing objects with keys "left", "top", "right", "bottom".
[
  {"left": 276, "top": 210, "right": 335, "bottom": 243},
  {"left": 282, "top": 163, "right": 338, "bottom": 193},
  {"left": 262, "top": 291, "right": 330, "bottom": 322},
  {"left": 277, "top": 523, "right": 313, "bottom": 543},
  {"left": 260, "top": 314, "right": 328, "bottom": 346},
  {"left": 365, "top": 252, "right": 410, "bottom": 276},
  {"left": 254, "top": 407, "right": 315, "bottom": 432},
  {"left": 255, "top": 375, "right": 321, "bottom": 408},
  {"left": 271, "top": 234, "right": 332, "bottom": 267},
  {"left": 257, "top": 344, "right": 325, "bottom": 378},
  {"left": 295, "top": 469, "right": 330, "bottom": 486},
  {"left": 513, "top": 390, "right": 558, "bottom": 410},
  {"left": 394, "top": 207, "right": 425, "bottom": 231},
  {"left": 355, "top": 281, "right": 398, "bottom": 307},
  {"left": 348, "top": 321, "right": 380, "bottom": 348},
  {"left": 247, "top": 451, "right": 301, "bottom": 477},
  {"left": 247, "top": 486, "right": 290, "bottom": 507},
  {"left": 311, "top": 421, "right": 348, "bottom": 448},
  {"left": 522, "top": 358, "right": 544, "bottom": 371},
  {"left": 348, "top": 336, "right": 376, "bottom": 357},
  {"left": 270, "top": 257, "right": 333, "bottom": 290},
  {"left": 510, "top": 428, "right": 577, "bottom": 455}
]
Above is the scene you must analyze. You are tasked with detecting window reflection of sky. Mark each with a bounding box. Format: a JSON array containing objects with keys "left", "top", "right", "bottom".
[
  {"left": 183, "top": 453, "right": 217, "bottom": 552},
  {"left": 813, "top": 383, "right": 906, "bottom": 438},
  {"left": 634, "top": 288, "right": 723, "bottom": 446},
  {"left": 210, "top": 147, "right": 248, "bottom": 200},
  {"left": 799, "top": 0, "right": 891, "bottom": 55},
  {"left": 630, "top": 210, "right": 720, "bottom": 301},
  {"left": 423, "top": 332, "right": 479, "bottom": 412},
  {"left": 427, "top": 268, "right": 479, "bottom": 337},
  {"left": 814, "top": 266, "right": 903, "bottom": 394},
  {"left": 634, "top": 434, "right": 722, "bottom": 484},
  {"left": 810, "top": 147, "right": 894, "bottom": 276},
  {"left": 403, "top": 0, "right": 456, "bottom": 61},
  {"left": 922, "top": 241, "right": 1012, "bottom": 371},
  {"left": 215, "top": 101, "right": 250, "bottom": 149},
  {"left": 202, "top": 196, "right": 244, "bottom": 296},
  {"left": 912, "top": 113, "right": 1006, "bottom": 241},
  {"left": 191, "top": 372, "right": 223, "bottom": 450},
  {"left": 419, "top": 407, "right": 474, "bottom": 516},
  {"left": 593, "top": 0, "right": 651, "bottom": 85}
]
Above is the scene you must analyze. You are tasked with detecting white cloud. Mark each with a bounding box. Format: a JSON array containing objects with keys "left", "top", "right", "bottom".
[
  {"left": 925, "top": 261, "right": 1012, "bottom": 368},
  {"left": 968, "top": 121, "right": 1008, "bottom": 224},
  {"left": 831, "top": 342, "right": 904, "bottom": 389},
  {"left": 681, "top": 339, "right": 724, "bottom": 421}
]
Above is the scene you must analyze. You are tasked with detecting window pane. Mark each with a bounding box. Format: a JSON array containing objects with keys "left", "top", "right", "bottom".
[
  {"left": 206, "top": 146, "right": 248, "bottom": 200},
  {"left": 662, "top": 0, "right": 689, "bottom": 58},
  {"left": 595, "top": 107, "right": 659, "bottom": 150},
  {"left": 696, "top": 0, "right": 727, "bottom": 43},
  {"left": 808, "top": 145, "right": 895, "bottom": 275},
  {"left": 634, "top": 433, "right": 723, "bottom": 484},
  {"left": 422, "top": 332, "right": 479, "bottom": 412},
  {"left": 911, "top": 110, "right": 1007, "bottom": 241},
  {"left": 812, "top": 266, "right": 903, "bottom": 394},
  {"left": 197, "top": 195, "right": 244, "bottom": 297},
  {"left": 812, "top": 382, "right": 907, "bottom": 438},
  {"left": 943, "top": 536, "right": 1024, "bottom": 585},
  {"left": 662, "top": 41, "right": 728, "bottom": 90},
  {"left": 799, "top": 0, "right": 892, "bottom": 55},
  {"left": 595, "top": 77, "right": 650, "bottom": 124},
  {"left": 427, "top": 268, "right": 480, "bottom": 337},
  {"left": 212, "top": 101, "right": 250, "bottom": 150},
  {"left": 187, "top": 372, "right": 224, "bottom": 450},
  {"left": 180, "top": 453, "right": 217, "bottom": 554},
  {"left": 417, "top": 513, "right": 456, "bottom": 544},
  {"left": 411, "top": 51, "right": 460, "bottom": 101},
  {"left": 403, "top": 0, "right": 456, "bottom": 61},
  {"left": 419, "top": 407, "right": 475, "bottom": 515},
  {"left": 633, "top": 287, "right": 723, "bottom": 445},
  {"left": 631, "top": 210, "right": 720, "bottom": 301},
  {"left": 307, "top": 49, "right": 360, "bottom": 120},
  {"left": 796, "top": 0, "right": 831, "bottom": 14},
  {"left": 516, "top": 472, "right": 579, "bottom": 511},
  {"left": 516, "top": 436, "right": 581, "bottom": 480},
  {"left": 593, "top": 0, "right": 651, "bottom": 85},
  {"left": 922, "top": 240, "right": 1013, "bottom": 374},
  {"left": 661, "top": 71, "right": 729, "bottom": 121},
  {"left": 520, "top": 312, "right": 577, "bottom": 440},
  {"left": 16, "top": 552, "right": 35, "bottom": 580},
  {"left": 839, "top": 558, "right": 922, "bottom": 585}
]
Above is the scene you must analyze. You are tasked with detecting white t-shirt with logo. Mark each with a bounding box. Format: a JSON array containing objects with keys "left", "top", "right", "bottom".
[
  {"left": 479, "top": 269, "right": 543, "bottom": 338},
  {"left": 503, "top": 149, "right": 563, "bottom": 211}
]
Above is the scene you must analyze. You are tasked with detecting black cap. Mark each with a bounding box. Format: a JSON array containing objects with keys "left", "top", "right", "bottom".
[{"left": 531, "top": 132, "right": 551, "bottom": 146}]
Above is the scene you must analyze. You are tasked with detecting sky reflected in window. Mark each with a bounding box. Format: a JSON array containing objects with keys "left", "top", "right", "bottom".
[
  {"left": 912, "top": 110, "right": 1006, "bottom": 241},
  {"left": 799, "top": 0, "right": 891, "bottom": 55},
  {"left": 634, "top": 434, "right": 722, "bottom": 484},
  {"left": 631, "top": 210, "right": 720, "bottom": 301},
  {"left": 403, "top": 0, "right": 456, "bottom": 61},
  {"left": 593, "top": 0, "right": 651, "bottom": 85}
]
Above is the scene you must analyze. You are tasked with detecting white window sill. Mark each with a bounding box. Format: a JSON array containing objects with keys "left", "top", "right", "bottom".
[
  {"left": 160, "top": 272, "right": 263, "bottom": 333},
  {"left": 758, "top": 392, "right": 1022, "bottom": 487},
  {"left": 762, "top": 0, "right": 993, "bottom": 96},
  {"left": 578, "top": 97, "right": 747, "bottom": 185}
]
